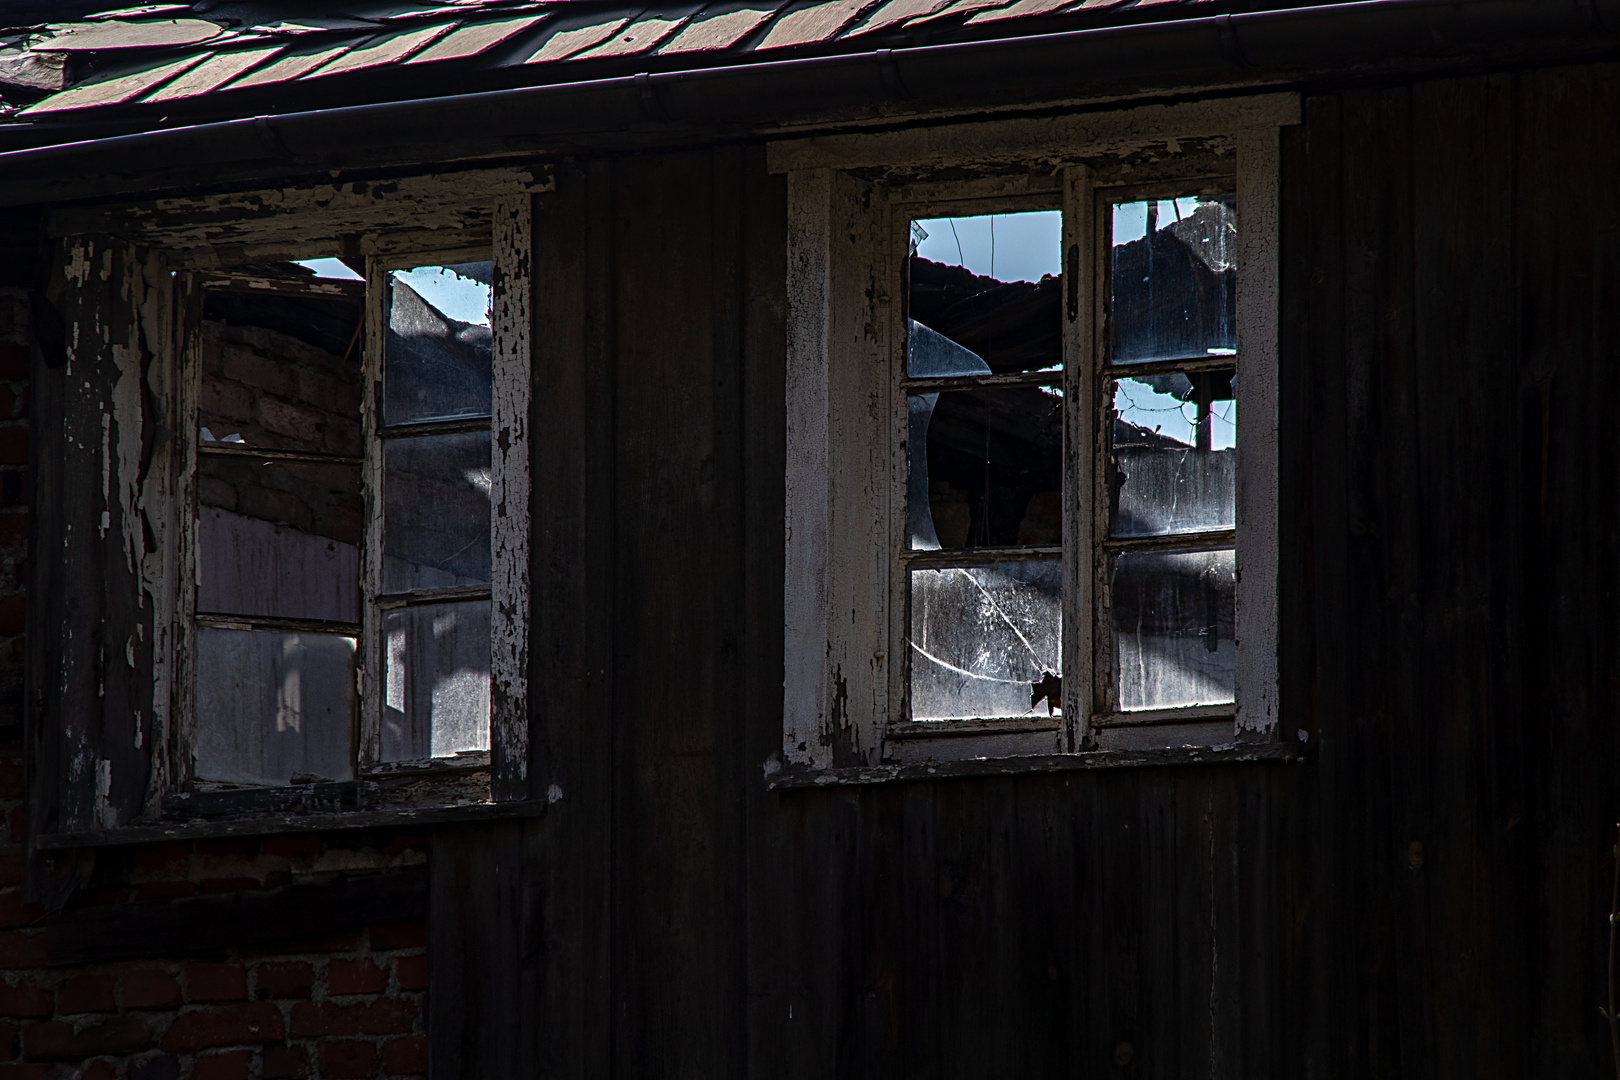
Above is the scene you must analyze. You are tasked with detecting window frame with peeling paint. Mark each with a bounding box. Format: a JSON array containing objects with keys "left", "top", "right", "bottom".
[{"left": 775, "top": 97, "right": 1294, "bottom": 785}]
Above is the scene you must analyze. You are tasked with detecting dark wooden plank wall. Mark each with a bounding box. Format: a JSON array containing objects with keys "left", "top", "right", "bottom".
[{"left": 430, "top": 61, "right": 1620, "bottom": 1079}]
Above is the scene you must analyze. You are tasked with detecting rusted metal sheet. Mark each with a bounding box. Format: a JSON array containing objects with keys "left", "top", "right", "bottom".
[
  {"left": 304, "top": 22, "right": 456, "bottom": 77},
  {"left": 656, "top": 3, "right": 778, "bottom": 52},
  {"left": 29, "top": 18, "right": 225, "bottom": 51},
  {"left": 142, "top": 45, "right": 283, "bottom": 103},
  {"left": 575, "top": 10, "right": 696, "bottom": 59},
  {"left": 523, "top": 12, "right": 638, "bottom": 63},
  {"left": 19, "top": 53, "right": 206, "bottom": 114},
  {"left": 756, "top": 0, "right": 873, "bottom": 49},
  {"left": 406, "top": 14, "right": 545, "bottom": 64}
]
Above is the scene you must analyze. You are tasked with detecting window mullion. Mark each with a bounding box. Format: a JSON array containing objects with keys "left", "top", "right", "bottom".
[
  {"left": 357, "top": 256, "right": 387, "bottom": 771},
  {"left": 1062, "top": 164, "right": 1097, "bottom": 750}
]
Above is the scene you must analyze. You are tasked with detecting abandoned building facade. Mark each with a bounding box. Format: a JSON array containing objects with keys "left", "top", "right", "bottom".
[{"left": 0, "top": 0, "right": 1618, "bottom": 1075}]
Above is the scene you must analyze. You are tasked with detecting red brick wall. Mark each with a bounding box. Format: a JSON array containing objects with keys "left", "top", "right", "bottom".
[{"left": 0, "top": 295, "right": 431, "bottom": 1080}]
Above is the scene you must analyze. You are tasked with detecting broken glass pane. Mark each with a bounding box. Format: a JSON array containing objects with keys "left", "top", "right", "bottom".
[
  {"left": 200, "top": 289, "right": 362, "bottom": 455},
  {"left": 1110, "top": 371, "right": 1235, "bottom": 537},
  {"left": 197, "top": 458, "right": 361, "bottom": 622},
  {"left": 382, "top": 600, "right": 491, "bottom": 761},
  {"left": 1110, "top": 195, "right": 1236, "bottom": 365},
  {"left": 384, "top": 262, "right": 493, "bottom": 425},
  {"left": 909, "top": 560, "right": 1062, "bottom": 721},
  {"left": 195, "top": 628, "right": 356, "bottom": 786},
  {"left": 1111, "top": 547, "right": 1235, "bottom": 711},
  {"left": 909, "top": 211, "right": 1062, "bottom": 375},
  {"left": 908, "top": 384, "right": 1063, "bottom": 549},
  {"left": 382, "top": 431, "right": 492, "bottom": 592}
]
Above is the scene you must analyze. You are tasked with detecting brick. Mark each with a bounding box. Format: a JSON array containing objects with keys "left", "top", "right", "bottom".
[
  {"left": 0, "top": 755, "right": 19, "bottom": 801},
  {"left": 367, "top": 923, "right": 426, "bottom": 951},
  {"left": 160, "top": 1004, "right": 284, "bottom": 1053},
  {"left": 0, "top": 889, "right": 42, "bottom": 929},
  {"left": 289, "top": 999, "right": 416, "bottom": 1039},
  {"left": 393, "top": 955, "right": 427, "bottom": 992},
  {"left": 121, "top": 971, "right": 182, "bottom": 1010},
  {"left": 21, "top": 1016, "right": 152, "bottom": 1059},
  {"left": 327, "top": 959, "right": 386, "bottom": 996},
  {"left": 0, "top": 979, "right": 49, "bottom": 1018},
  {"left": 256, "top": 397, "right": 323, "bottom": 444},
  {"left": 0, "top": 1018, "right": 15, "bottom": 1059},
  {"left": 192, "top": 1049, "right": 252, "bottom": 1080},
  {"left": 197, "top": 476, "right": 237, "bottom": 512},
  {"left": 0, "top": 516, "right": 25, "bottom": 548},
  {"left": 0, "top": 1065, "right": 47, "bottom": 1079},
  {"left": 253, "top": 962, "right": 313, "bottom": 1001},
  {"left": 192, "top": 839, "right": 256, "bottom": 860},
  {"left": 0, "top": 430, "right": 23, "bottom": 469},
  {"left": 319, "top": 1039, "right": 378, "bottom": 1080},
  {"left": 56, "top": 975, "right": 116, "bottom": 1015},
  {"left": 260, "top": 835, "right": 321, "bottom": 860},
  {"left": 0, "top": 344, "right": 25, "bottom": 381},
  {"left": 134, "top": 881, "right": 195, "bottom": 902},
  {"left": 381, "top": 1036, "right": 426, "bottom": 1076},
  {"left": 199, "top": 378, "right": 255, "bottom": 425},
  {"left": 80, "top": 1061, "right": 116, "bottom": 1080},
  {"left": 0, "top": 932, "right": 42, "bottom": 969},
  {"left": 129, "top": 843, "right": 191, "bottom": 880},
  {"left": 129, "top": 1054, "right": 180, "bottom": 1080},
  {"left": 260, "top": 1043, "right": 308, "bottom": 1079},
  {"left": 0, "top": 471, "right": 26, "bottom": 510},
  {"left": 237, "top": 487, "right": 307, "bottom": 531},
  {"left": 184, "top": 963, "right": 246, "bottom": 1003},
  {"left": 0, "top": 847, "right": 21, "bottom": 888},
  {"left": 219, "top": 345, "right": 294, "bottom": 398},
  {"left": 0, "top": 597, "right": 21, "bottom": 639}
]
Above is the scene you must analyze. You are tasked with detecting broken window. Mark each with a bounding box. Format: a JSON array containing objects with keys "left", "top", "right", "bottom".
[
  {"left": 1101, "top": 196, "right": 1237, "bottom": 720},
  {"left": 375, "top": 260, "right": 494, "bottom": 763},
  {"left": 192, "top": 279, "right": 364, "bottom": 786},
  {"left": 904, "top": 211, "right": 1065, "bottom": 723},
  {"left": 187, "top": 254, "right": 494, "bottom": 789}
]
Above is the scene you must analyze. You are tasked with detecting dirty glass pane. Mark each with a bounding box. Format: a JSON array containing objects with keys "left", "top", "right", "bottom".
[
  {"left": 909, "top": 560, "right": 1062, "bottom": 721},
  {"left": 908, "top": 385, "right": 1063, "bottom": 549},
  {"left": 909, "top": 211, "right": 1062, "bottom": 376},
  {"left": 1111, "top": 547, "right": 1235, "bottom": 710},
  {"left": 382, "top": 431, "right": 492, "bottom": 592},
  {"left": 384, "top": 262, "right": 493, "bottom": 425},
  {"left": 383, "top": 600, "right": 491, "bottom": 761},
  {"left": 1110, "top": 372, "right": 1236, "bottom": 537},
  {"left": 197, "top": 459, "right": 361, "bottom": 622},
  {"left": 195, "top": 628, "right": 355, "bottom": 785},
  {"left": 200, "top": 289, "right": 362, "bottom": 455},
  {"left": 1110, "top": 195, "right": 1236, "bottom": 365}
]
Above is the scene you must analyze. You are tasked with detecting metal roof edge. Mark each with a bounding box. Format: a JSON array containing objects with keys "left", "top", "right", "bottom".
[{"left": 0, "top": 0, "right": 1615, "bottom": 207}]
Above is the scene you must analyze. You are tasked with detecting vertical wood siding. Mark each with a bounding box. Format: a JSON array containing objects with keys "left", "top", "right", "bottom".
[{"left": 429, "top": 62, "right": 1620, "bottom": 1078}]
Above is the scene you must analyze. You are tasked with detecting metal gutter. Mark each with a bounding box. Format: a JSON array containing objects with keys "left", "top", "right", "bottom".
[{"left": 0, "top": 0, "right": 1615, "bottom": 205}]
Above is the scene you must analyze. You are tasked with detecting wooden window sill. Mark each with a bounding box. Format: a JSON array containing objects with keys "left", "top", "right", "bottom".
[
  {"left": 36, "top": 768, "right": 545, "bottom": 849},
  {"left": 767, "top": 740, "right": 1306, "bottom": 791}
]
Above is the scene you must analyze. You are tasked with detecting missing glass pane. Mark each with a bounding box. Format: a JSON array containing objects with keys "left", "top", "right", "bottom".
[
  {"left": 1110, "top": 195, "right": 1235, "bottom": 365},
  {"left": 382, "top": 431, "right": 492, "bottom": 592},
  {"left": 908, "top": 384, "right": 1062, "bottom": 550},
  {"left": 198, "top": 458, "right": 361, "bottom": 621},
  {"left": 200, "top": 289, "right": 361, "bottom": 455},
  {"left": 195, "top": 628, "right": 356, "bottom": 786},
  {"left": 909, "top": 211, "right": 1062, "bottom": 376},
  {"left": 383, "top": 600, "right": 491, "bottom": 761},
  {"left": 384, "top": 261, "right": 492, "bottom": 425},
  {"left": 1110, "top": 371, "right": 1235, "bottom": 537},
  {"left": 1111, "top": 547, "right": 1235, "bottom": 711},
  {"left": 909, "top": 560, "right": 1062, "bottom": 721}
]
